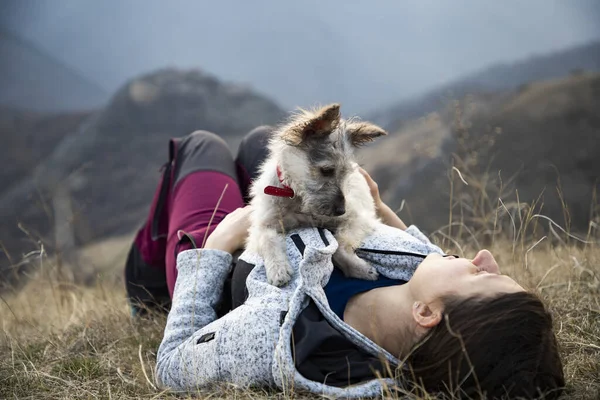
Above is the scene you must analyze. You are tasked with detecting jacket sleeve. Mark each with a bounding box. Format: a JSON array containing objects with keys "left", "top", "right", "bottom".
[
  {"left": 155, "top": 248, "right": 232, "bottom": 390},
  {"left": 405, "top": 224, "right": 434, "bottom": 245}
]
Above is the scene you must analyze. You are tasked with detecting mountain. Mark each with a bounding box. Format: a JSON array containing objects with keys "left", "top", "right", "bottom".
[
  {"left": 0, "top": 68, "right": 285, "bottom": 284},
  {"left": 3, "top": 1, "right": 600, "bottom": 114},
  {"left": 0, "top": 107, "right": 92, "bottom": 186},
  {"left": 372, "top": 41, "right": 600, "bottom": 131},
  {"left": 2, "top": 39, "right": 599, "bottom": 285},
  {"left": 0, "top": 30, "right": 108, "bottom": 111},
  {"left": 360, "top": 72, "right": 600, "bottom": 236}
]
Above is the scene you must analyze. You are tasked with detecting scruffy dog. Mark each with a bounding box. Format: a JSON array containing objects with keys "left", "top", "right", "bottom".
[{"left": 247, "top": 104, "right": 387, "bottom": 286}]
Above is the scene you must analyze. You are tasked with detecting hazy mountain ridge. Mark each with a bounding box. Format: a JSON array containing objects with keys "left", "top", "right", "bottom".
[
  {"left": 1, "top": 41, "right": 599, "bottom": 284},
  {"left": 371, "top": 41, "right": 600, "bottom": 131},
  {"left": 0, "top": 29, "right": 107, "bottom": 111},
  {"left": 362, "top": 72, "right": 600, "bottom": 235},
  {"left": 0, "top": 107, "right": 92, "bottom": 186},
  {"left": 3, "top": 1, "right": 599, "bottom": 114},
  {"left": 0, "top": 69, "right": 284, "bottom": 282}
]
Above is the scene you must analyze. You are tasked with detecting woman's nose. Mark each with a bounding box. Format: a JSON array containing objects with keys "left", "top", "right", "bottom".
[{"left": 471, "top": 249, "right": 501, "bottom": 274}]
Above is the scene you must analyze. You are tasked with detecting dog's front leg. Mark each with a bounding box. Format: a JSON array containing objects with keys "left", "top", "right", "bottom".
[
  {"left": 333, "top": 245, "right": 378, "bottom": 280},
  {"left": 332, "top": 224, "right": 378, "bottom": 280},
  {"left": 332, "top": 227, "right": 378, "bottom": 280},
  {"left": 253, "top": 227, "right": 293, "bottom": 287}
]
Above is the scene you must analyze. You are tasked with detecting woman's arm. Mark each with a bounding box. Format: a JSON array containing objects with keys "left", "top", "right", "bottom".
[
  {"left": 155, "top": 248, "right": 232, "bottom": 389},
  {"left": 359, "top": 168, "right": 440, "bottom": 246},
  {"left": 155, "top": 206, "right": 252, "bottom": 389},
  {"left": 359, "top": 168, "right": 408, "bottom": 230}
]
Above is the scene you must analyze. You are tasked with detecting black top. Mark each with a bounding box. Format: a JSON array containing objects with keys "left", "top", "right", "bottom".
[
  {"left": 324, "top": 266, "right": 406, "bottom": 320},
  {"left": 229, "top": 259, "right": 394, "bottom": 387},
  {"left": 293, "top": 299, "right": 393, "bottom": 387}
]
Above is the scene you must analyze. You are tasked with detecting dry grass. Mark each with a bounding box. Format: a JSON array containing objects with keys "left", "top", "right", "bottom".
[
  {"left": 1, "top": 232, "right": 598, "bottom": 399},
  {"left": 1, "top": 147, "right": 599, "bottom": 399},
  {"left": 0, "top": 271, "right": 293, "bottom": 399}
]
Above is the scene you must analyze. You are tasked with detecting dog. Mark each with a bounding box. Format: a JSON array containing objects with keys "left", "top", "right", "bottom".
[{"left": 246, "top": 103, "right": 387, "bottom": 286}]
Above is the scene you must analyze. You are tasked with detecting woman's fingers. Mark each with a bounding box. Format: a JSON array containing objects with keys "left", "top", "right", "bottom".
[
  {"left": 358, "top": 167, "right": 407, "bottom": 229},
  {"left": 222, "top": 205, "right": 253, "bottom": 234},
  {"left": 358, "top": 167, "right": 381, "bottom": 203},
  {"left": 205, "top": 205, "right": 253, "bottom": 253}
]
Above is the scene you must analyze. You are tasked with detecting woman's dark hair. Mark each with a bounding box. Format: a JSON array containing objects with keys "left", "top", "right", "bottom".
[{"left": 405, "top": 292, "right": 564, "bottom": 399}]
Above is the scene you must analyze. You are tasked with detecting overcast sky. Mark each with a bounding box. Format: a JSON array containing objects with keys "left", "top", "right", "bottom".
[{"left": 2, "top": 0, "right": 600, "bottom": 113}]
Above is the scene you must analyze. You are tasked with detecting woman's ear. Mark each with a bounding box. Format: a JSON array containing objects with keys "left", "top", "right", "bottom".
[{"left": 412, "top": 301, "right": 442, "bottom": 328}]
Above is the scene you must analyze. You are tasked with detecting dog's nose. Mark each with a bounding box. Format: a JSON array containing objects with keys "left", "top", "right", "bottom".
[
  {"left": 333, "top": 203, "right": 346, "bottom": 216},
  {"left": 333, "top": 192, "right": 346, "bottom": 216}
]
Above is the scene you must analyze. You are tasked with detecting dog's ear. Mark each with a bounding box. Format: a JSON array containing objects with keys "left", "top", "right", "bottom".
[
  {"left": 346, "top": 122, "right": 387, "bottom": 147},
  {"left": 283, "top": 104, "right": 341, "bottom": 145}
]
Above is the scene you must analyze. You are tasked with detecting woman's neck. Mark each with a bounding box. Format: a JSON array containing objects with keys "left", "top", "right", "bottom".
[{"left": 343, "top": 283, "right": 419, "bottom": 358}]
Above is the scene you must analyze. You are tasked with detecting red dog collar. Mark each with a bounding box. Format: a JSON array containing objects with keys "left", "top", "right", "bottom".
[{"left": 264, "top": 166, "right": 295, "bottom": 198}]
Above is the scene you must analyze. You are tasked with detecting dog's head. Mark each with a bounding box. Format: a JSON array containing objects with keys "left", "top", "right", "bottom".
[{"left": 271, "top": 103, "right": 386, "bottom": 218}]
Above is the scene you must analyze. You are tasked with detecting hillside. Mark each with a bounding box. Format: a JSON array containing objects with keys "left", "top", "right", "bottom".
[
  {"left": 371, "top": 41, "right": 600, "bottom": 131},
  {"left": 0, "top": 107, "right": 92, "bottom": 185},
  {"left": 2, "top": 39, "right": 599, "bottom": 285},
  {"left": 361, "top": 72, "right": 600, "bottom": 235},
  {"left": 0, "top": 69, "right": 285, "bottom": 284},
  {"left": 4, "top": 2, "right": 600, "bottom": 114},
  {"left": 0, "top": 30, "right": 107, "bottom": 111}
]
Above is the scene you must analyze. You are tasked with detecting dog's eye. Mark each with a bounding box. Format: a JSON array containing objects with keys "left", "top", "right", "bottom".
[{"left": 319, "top": 167, "right": 335, "bottom": 177}]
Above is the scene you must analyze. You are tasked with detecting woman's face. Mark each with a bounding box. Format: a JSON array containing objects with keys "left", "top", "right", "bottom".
[{"left": 409, "top": 250, "right": 525, "bottom": 306}]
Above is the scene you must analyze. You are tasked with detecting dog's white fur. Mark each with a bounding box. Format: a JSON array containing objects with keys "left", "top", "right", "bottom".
[{"left": 247, "top": 104, "right": 386, "bottom": 286}]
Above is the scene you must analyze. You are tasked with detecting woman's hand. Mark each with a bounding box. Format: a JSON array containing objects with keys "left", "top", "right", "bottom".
[
  {"left": 359, "top": 167, "right": 383, "bottom": 208},
  {"left": 205, "top": 205, "right": 253, "bottom": 254},
  {"left": 358, "top": 167, "right": 408, "bottom": 230}
]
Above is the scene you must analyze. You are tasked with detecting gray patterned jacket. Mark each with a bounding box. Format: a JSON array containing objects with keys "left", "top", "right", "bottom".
[{"left": 156, "top": 223, "right": 443, "bottom": 397}]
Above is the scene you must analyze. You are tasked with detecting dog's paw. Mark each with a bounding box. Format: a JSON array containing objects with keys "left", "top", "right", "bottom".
[
  {"left": 347, "top": 261, "right": 379, "bottom": 281},
  {"left": 334, "top": 249, "right": 379, "bottom": 281},
  {"left": 266, "top": 263, "right": 294, "bottom": 287}
]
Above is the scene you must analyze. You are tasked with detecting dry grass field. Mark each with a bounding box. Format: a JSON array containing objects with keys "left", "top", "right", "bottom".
[{"left": 1, "top": 163, "right": 599, "bottom": 399}]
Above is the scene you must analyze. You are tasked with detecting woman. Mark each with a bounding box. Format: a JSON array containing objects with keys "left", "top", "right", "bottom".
[{"left": 124, "top": 127, "right": 564, "bottom": 399}]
